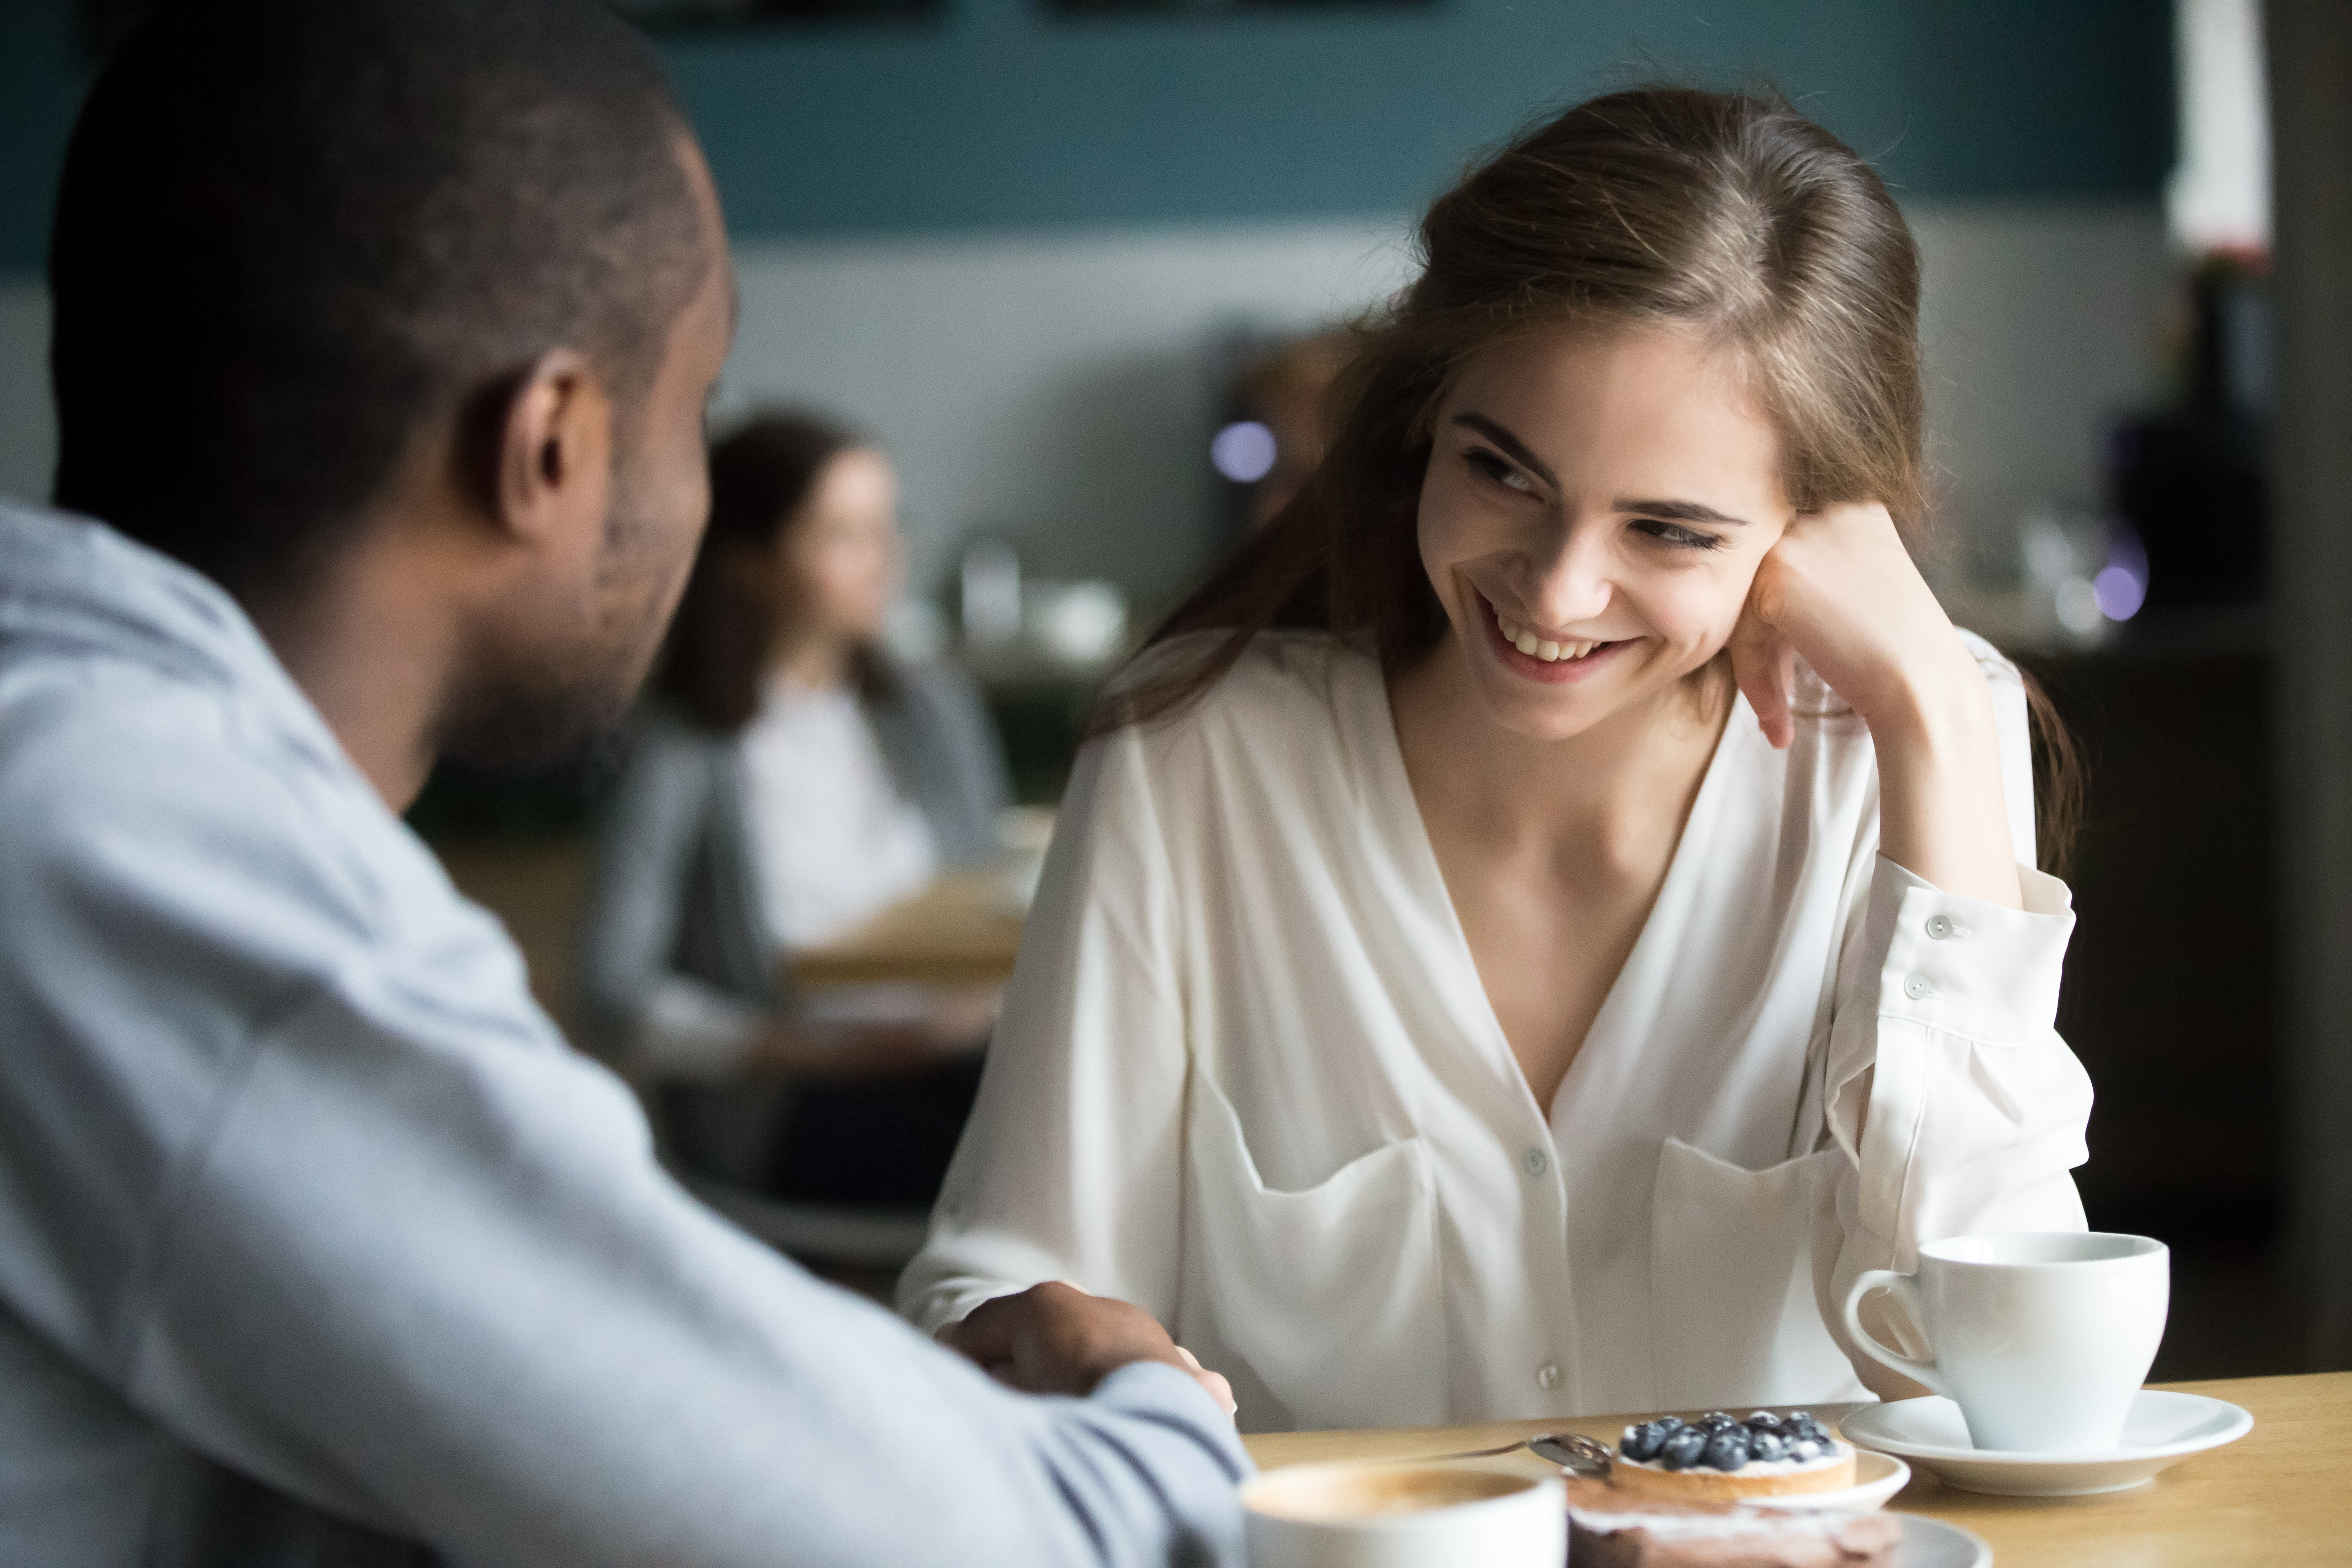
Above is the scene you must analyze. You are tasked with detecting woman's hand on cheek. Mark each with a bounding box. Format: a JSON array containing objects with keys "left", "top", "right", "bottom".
[
  {"left": 1728, "top": 501, "right": 1977, "bottom": 745},
  {"left": 1731, "top": 501, "right": 2024, "bottom": 909}
]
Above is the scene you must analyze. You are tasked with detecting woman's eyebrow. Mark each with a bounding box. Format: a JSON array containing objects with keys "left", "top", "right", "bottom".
[
  {"left": 1615, "top": 497, "right": 1753, "bottom": 527},
  {"left": 1452, "top": 413, "right": 1558, "bottom": 490}
]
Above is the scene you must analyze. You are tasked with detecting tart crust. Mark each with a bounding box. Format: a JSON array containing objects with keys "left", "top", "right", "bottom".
[{"left": 1608, "top": 1446, "right": 1857, "bottom": 1502}]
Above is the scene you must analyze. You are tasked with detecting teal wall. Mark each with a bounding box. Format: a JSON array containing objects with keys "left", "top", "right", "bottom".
[{"left": 0, "top": 0, "right": 2173, "bottom": 279}]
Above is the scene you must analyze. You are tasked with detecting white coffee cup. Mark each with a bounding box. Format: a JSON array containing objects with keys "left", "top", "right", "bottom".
[
  {"left": 1241, "top": 1464, "right": 1564, "bottom": 1568},
  {"left": 1842, "top": 1231, "right": 2169, "bottom": 1454}
]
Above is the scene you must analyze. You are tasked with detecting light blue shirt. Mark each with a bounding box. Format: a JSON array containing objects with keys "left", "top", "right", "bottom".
[{"left": 0, "top": 500, "right": 1250, "bottom": 1568}]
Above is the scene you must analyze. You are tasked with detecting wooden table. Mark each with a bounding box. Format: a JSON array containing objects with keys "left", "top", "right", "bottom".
[
  {"left": 1243, "top": 1372, "right": 2352, "bottom": 1565},
  {"left": 786, "top": 867, "right": 1027, "bottom": 989}
]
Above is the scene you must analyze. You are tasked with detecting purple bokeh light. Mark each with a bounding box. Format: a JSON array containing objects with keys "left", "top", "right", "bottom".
[
  {"left": 2094, "top": 524, "right": 2150, "bottom": 621},
  {"left": 1210, "top": 420, "right": 1278, "bottom": 484},
  {"left": 2093, "top": 566, "right": 2147, "bottom": 621}
]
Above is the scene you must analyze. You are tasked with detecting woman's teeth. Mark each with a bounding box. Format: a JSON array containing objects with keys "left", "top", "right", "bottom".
[{"left": 1496, "top": 614, "right": 1603, "bottom": 664}]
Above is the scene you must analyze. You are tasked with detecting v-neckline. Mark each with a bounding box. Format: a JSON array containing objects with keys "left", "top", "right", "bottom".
[{"left": 1362, "top": 661, "right": 1749, "bottom": 1128}]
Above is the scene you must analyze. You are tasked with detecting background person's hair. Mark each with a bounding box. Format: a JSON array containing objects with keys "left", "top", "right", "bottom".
[
  {"left": 656, "top": 410, "right": 893, "bottom": 733},
  {"left": 47, "top": 0, "right": 710, "bottom": 607},
  {"left": 1107, "top": 85, "right": 2079, "bottom": 870}
]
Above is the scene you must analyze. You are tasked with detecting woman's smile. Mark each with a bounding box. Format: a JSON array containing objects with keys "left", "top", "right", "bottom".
[{"left": 1478, "top": 589, "right": 1632, "bottom": 683}]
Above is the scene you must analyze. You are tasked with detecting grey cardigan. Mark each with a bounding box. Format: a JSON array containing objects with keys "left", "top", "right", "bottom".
[{"left": 576, "top": 659, "right": 1011, "bottom": 1060}]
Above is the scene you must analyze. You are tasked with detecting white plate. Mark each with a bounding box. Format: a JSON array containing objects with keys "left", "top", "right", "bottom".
[
  {"left": 1840, "top": 1390, "right": 2253, "bottom": 1497},
  {"left": 1747, "top": 1449, "right": 1912, "bottom": 1512},
  {"left": 1897, "top": 1513, "right": 1992, "bottom": 1568}
]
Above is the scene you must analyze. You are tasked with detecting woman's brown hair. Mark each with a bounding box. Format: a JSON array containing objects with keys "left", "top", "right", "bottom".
[
  {"left": 1105, "top": 86, "right": 2079, "bottom": 871},
  {"left": 656, "top": 410, "right": 894, "bottom": 733}
]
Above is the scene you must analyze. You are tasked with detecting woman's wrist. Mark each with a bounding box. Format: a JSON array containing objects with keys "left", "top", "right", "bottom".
[
  {"left": 1857, "top": 637, "right": 1997, "bottom": 755},
  {"left": 1862, "top": 641, "right": 2025, "bottom": 910}
]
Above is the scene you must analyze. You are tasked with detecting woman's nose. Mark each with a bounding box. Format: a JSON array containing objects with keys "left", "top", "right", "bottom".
[{"left": 1519, "top": 524, "right": 1615, "bottom": 626}]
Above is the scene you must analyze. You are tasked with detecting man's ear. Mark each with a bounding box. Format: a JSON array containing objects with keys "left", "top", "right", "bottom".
[{"left": 465, "top": 348, "right": 613, "bottom": 547}]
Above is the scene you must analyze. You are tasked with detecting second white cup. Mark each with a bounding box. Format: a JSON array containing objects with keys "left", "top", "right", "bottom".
[{"left": 1842, "top": 1231, "right": 2169, "bottom": 1453}]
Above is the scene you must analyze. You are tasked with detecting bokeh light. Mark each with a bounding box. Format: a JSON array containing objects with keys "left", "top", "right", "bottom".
[
  {"left": 2094, "top": 564, "right": 2147, "bottom": 621},
  {"left": 1210, "top": 420, "right": 1278, "bottom": 483}
]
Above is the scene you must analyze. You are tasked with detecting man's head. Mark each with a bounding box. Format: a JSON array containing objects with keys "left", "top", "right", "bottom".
[{"left": 49, "top": 0, "right": 732, "bottom": 772}]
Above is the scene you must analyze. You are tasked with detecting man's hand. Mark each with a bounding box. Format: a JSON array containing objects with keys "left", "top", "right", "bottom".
[{"left": 937, "top": 1282, "right": 1237, "bottom": 1418}]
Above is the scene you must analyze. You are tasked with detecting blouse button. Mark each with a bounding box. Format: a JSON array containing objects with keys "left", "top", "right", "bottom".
[
  {"left": 1520, "top": 1146, "right": 1551, "bottom": 1178},
  {"left": 1536, "top": 1362, "right": 1563, "bottom": 1391},
  {"left": 1904, "top": 974, "right": 1935, "bottom": 1001},
  {"left": 1926, "top": 915, "right": 1956, "bottom": 940}
]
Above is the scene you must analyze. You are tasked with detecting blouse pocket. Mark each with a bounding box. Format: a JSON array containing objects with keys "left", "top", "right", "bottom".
[
  {"left": 1649, "top": 1138, "right": 1871, "bottom": 1412},
  {"left": 1182, "top": 1066, "right": 1444, "bottom": 1431}
]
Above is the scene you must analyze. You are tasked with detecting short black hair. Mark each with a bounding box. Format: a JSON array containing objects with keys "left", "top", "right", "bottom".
[{"left": 48, "top": 0, "right": 711, "bottom": 603}]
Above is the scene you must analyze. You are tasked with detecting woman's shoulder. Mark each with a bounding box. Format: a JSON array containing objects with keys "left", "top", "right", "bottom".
[
  {"left": 608, "top": 701, "right": 742, "bottom": 804},
  {"left": 870, "top": 652, "right": 986, "bottom": 719},
  {"left": 1111, "top": 628, "right": 1377, "bottom": 746}
]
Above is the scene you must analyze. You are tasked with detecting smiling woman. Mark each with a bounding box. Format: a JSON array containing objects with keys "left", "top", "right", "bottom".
[{"left": 903, "top": 87, "right": 2096, "bottom": 1433}]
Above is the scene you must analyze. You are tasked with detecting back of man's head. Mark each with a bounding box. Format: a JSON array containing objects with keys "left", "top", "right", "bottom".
[{"left": 48, "top": 0, "right": 709, "bottom": 606}]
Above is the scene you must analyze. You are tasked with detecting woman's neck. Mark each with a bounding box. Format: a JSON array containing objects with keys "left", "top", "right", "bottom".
[
  {"left": 1387, "top": 632, "right": 1728, "bottom": 868},
  {"left": 768, "top": 629, "right": 855, "bottom": 694}
]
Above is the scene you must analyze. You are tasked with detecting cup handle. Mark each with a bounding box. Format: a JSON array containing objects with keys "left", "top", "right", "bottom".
[{"left": 1841, "top": 1268, "right": 1946, "bottom": 1393}]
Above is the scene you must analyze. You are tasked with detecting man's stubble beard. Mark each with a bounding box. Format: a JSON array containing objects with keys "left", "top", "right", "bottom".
[{"left": 435, "top": 462, "right": 694, "bottom": 776}]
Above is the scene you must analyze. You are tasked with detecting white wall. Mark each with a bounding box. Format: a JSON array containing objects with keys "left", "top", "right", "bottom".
[
  {"left": 718, "top": 217, "right": 1417, "bottom": 604},
  {"left": 0, "top": 199, "right": 2169, "bottom": 602},
  {"left": 1910, "top": 201, "right": 2174, "bottom": 560}
]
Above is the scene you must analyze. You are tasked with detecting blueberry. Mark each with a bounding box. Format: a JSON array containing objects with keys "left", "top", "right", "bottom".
[
  {"left": 1745, "top": 1411, "right": 1783, "bottom": 1431},
  {"left": 1787, "top": 1437, "right": 1824, "bottom": 1462},
  {"left": 1703, "top": 1430, "right": 1750, "bottom": 1470},
  {"left": 1659, "top": 1427, "right": 1709, "bottom": 1470},
  {"left": 1653, "top": 1415, "right": 1687, "bottom": 1433},
  {"left": 1621, "top": 1423, "right": 1665, "bottom": 1462},
  {"left": 1698, "top": 1411, "right": 1736, "bottom": 1433},
  {"left": 1749, "top": 1430, "right": 1788, "bottom": 1464}
]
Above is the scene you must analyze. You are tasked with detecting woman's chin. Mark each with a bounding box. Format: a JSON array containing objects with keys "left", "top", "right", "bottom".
[
  {"left": 1465, "top": 667, "right": 1629, "bottom": 743},
  {"left": 1467, "top": 645, "right": 1723, "bottom": 744}
]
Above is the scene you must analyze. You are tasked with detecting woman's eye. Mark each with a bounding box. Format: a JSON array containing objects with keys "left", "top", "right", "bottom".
[
  {"left": 1632, "top": 518, "right": 1724, "bottom": 551},
  {"left": 1465, "top": 448, "right": 1536, "bottom": 494}
]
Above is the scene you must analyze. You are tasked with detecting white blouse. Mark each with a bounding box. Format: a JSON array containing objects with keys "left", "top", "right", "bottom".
[
  {"left": 899, "top": 631, "right": 2092, "bottom": 1432},
  {"left": 739, "top": 677, "right": 937, "bottom": 951}
]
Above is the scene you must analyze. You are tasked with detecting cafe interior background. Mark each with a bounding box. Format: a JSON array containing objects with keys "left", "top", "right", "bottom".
[{"left": 2, "top": 0, "right": 2346, "bottom": 1384}]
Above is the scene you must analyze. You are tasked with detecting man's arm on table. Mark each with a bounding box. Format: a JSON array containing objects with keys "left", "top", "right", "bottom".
[{"left": 0, "top": 721, "right": 1249, "bottom": 1568}]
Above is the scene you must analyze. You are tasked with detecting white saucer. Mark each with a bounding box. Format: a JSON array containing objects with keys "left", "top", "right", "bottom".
[
  {"left": 1746, "top": 1450, "right": 1912, "bottom": 1513},
  {"left": 1896, "top": 1513, "right": 1992, "bottom": 1568},
  {"left": 1840, "top": 1390, "right": 2253, "bottom": 1497}
]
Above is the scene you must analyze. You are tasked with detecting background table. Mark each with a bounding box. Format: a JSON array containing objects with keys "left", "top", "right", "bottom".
[
  {"left": 1241, "top": 1372, "right": 2351, "bottom": 1566},
  {"left": 786, "top": 868, "right": 1027, "bottom": 989}
]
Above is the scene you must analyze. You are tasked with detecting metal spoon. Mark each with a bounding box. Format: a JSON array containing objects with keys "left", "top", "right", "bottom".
[
  {"left": 1528, "top": 1432, "right": 1613, "bottom": 1477},
  {"left": 1402, "top": 1431, "right": 1612, "bottom": 1477}
]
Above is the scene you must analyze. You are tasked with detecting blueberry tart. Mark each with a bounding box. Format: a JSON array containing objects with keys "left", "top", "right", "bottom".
[{"left": 1607, "top": 1411, "right": 1857, "bottom": 1501}]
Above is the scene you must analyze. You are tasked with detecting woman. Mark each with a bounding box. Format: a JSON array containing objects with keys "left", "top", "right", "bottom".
[
  {"left": 579, "top": 412, "right": 1009, "bottom": 1205},
  {"left": 903, "top": 90, "right": 2093, "bottom": 1427}
]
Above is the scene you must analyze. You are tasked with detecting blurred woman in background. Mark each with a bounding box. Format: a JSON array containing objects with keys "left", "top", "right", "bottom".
[{"left": 580, "top": 411, "right": 1008, "bottom": 1207}]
